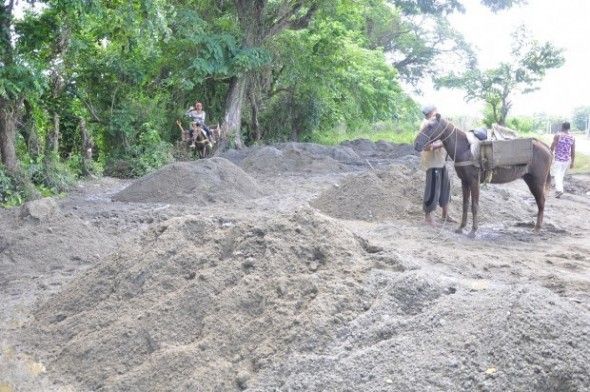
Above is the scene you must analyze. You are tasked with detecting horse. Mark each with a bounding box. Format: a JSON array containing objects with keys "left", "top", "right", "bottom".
[
  {"left": 176, "top": 120, "right": 213, "bottom": 159},
  {"left": 414, "top": 114, "right": 552, "bottom": 236}
]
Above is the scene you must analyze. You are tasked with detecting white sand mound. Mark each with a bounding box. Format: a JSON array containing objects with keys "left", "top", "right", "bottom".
[{"left": 112, "top": 158, "right": 262, "bottom": 204}]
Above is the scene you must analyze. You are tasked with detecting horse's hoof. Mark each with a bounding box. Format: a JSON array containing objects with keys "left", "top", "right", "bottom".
[
  {"left": 454, "top": 228, "right": 463, "bottom": 234},
  {"left": 468, "top": 230, "right": 476, "bottom": 238}
]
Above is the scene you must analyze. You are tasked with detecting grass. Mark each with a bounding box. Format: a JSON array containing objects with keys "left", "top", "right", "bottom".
[
  {"left": 573, "top": 153, "right": 590, "bottom": 174},
  {"left": 309, "top": 121, "right": 417, "bottom": 146}
]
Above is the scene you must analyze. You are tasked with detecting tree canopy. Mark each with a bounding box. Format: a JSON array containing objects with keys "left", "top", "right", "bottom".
[
  {"left": 435, "top": 26, "right": 564, "bottom": 125},
  {"left": 0, "top": 0, "right": 561, "bottom": 204}
]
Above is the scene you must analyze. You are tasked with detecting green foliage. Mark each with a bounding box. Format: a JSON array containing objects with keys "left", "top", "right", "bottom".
[
  {"left": 259, "top": 3, "right": 418, "bottom": 141},
  {"left": 572, "top": 106, "right": 590, "bottom": 131},
  {"left": 572, "top": 153, "right": 590, "bottom": 174},
  {"left": 310, "top": 118, "right": 420, "bottom": 145},
  {"left": 505, "top": 116, "right": 535, "bottom": 134},
  {"left": 104, "top": 124, "right": 173, "bottom": 178},
  {"left": 0, "top": 0, "right": 540, "bottom": 201},
  {"left": 436, "top": 26, "right": 564, "bottom": 125},
  {"left": 0, "top": 165, "right": 24, "bottom": 207}
]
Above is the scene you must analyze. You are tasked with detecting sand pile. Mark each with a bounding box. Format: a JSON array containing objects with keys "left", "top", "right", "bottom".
[
  {"left": 112, "top": 158, "right": 262, "bottom": 204},
  {"left": 0, "top": 204, "right": 116, "bottom": 289},
  {"left": 312, "top": 157, "right": 541, "bottom": 225},
  {"left": 24, "top": 209, "right": 590, "bottom": 391},
  {"left": 249, "top": 280, "right": 590, "bottom": 391},
  {"left": 277, "top": 142, "right": 361, "bottom": 164},
  {"left": 241, "top": 145, "right": 351, "bottom": 174},
  {"left": 341, "top": 138, "right": 416, "bottom": 159},
  {"left": 311, "top": 159, "right": 431, "bottom": 222},
  {"left": 25, "top": 210, "right": 376, "bottom": 391}
]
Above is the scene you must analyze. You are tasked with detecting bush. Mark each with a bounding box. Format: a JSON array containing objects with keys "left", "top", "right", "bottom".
[
  {"left": 104, "top": 124, "right": 173, "bottom": 178},
  {"left": 506, "top": 116, "right": 535, "bottom": 134},
  {"left": 0, "top": 165, "right": 24, "bottom": 206}
]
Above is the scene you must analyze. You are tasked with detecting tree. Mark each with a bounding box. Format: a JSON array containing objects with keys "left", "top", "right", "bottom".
[
  {"left": 215, "top": 0, "right": 326, "bottom": 148},
  {"left": 376, "top": 0, "right": 526, "bottom": 87},
  {"left": 435, "top": 26, "right": 564, "bottom": 125},
  {"left": 259, "top": 1, "right": 411, "bottom": 141},
  {"left": 572, "top": 106, "right": 590, "bottom": 131},
  {"left": 0, "top": 0, "right": 43, "bottom": 198}
]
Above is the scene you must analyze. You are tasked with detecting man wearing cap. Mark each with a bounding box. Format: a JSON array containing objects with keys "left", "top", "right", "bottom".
[{"left": 420, "top": 105, "right": 453, "bottom": 225}]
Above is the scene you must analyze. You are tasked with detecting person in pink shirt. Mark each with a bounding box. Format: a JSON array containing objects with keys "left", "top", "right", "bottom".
[{"left": 550, "top": 122, "right": 576, "bottom": 198}]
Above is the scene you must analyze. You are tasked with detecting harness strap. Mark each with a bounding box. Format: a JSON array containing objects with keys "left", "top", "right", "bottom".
[{"left": 454, "top": 160, "right": 479, "bottom": 168}]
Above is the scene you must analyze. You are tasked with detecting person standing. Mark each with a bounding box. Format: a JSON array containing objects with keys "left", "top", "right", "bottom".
[
  {"left": 550, "top": 122, "right": 576, "bottom": 198},
  {"left": 420, "top": 105, "right": 453, "bottom": 225}
]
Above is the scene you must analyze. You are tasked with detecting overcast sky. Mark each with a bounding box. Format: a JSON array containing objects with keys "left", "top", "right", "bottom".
[{"left": 414, "top": 0, "right": 590, "bottom": 118}]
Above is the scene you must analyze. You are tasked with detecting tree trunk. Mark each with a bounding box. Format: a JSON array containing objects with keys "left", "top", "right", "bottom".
[
  {"left": 221, "top": 76, "right": 247, "bottom": 149},
  {"left": 0, "top": 98, "right": 39, "bottom": 199},
  {"left": 499, "top": 98, "right": 511, "bottom": 126},
  {"left": 80, "top": 117, "right": 94, "bottom": 176},
  {"left": 45, "top": 111, "right": 60, "bottom": 163},
  {"left": 0, "top": 98, "right": 20, "bottom": 173},
  {"left": 289, "top": 93, "right": 299, "bottom": 141},
  {"left": 224, "top": 0, "right": 319, "bottom": 149},
  {"left": 21, "top": 101, "right": 41, "bottom": 160},
  {"left": 248, "top": 86, "right": 261, "bottom": 142}
]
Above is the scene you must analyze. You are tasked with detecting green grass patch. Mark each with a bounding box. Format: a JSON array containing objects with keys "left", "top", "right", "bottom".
[
  {"left": 573, "top": 152, "right": 590, "bottom": 174},
  {"left": 309, "top": 121, "right": 417, "bottom": 146}
]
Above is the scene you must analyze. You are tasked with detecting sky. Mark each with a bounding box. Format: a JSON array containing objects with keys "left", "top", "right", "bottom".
[{"left": 413, "top": 0, "right": 590, "bottom": 118}]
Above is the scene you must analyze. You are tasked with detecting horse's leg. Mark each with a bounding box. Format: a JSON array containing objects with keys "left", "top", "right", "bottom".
[
  {"left": 523, "top": 174, "right": 545, "bottom": 232},
  {"left": 468, "top": 182, "right": 480, "bottom": 237},
  {"left": 456, "top": 180, "right": 470, "bottom": 233}
]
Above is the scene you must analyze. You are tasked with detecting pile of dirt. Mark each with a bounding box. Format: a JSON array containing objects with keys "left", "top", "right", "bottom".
[
  {"left": 310, "top": 158, "right": 432, "bottom": 222},
  {"left": 341, "top": 139, "right": 416, "bottom": 160},
  {"left": 25, "top": 210, "right": 375, "bottom": 391},
  {"left": 24, "top": 209, "right": 590, "bottom": 391},
  {"left": 0, "top": 206, "right": 116, "bottom": 287},
  {"left": 312, "top": 157, "right": 540, "bottom": 225},
  {"left": 250, "top": 281, "right": 590, "bottom": 391},
  {"left": 220, "top": 142, "right": 366, "bottom": 174},
  {"left": 112, "top": 158, "right": 262, "bottom": 204},
  {"left": 277, "top": 142, "right": 361, "bottom": 164},
  {"left": 241, "top": 145, "right": 352, "bottom": 174}
]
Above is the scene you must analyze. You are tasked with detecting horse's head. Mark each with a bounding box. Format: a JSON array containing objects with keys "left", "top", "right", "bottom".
[{"left": 414, "top": 113, "right": 445, "bottom": 152}]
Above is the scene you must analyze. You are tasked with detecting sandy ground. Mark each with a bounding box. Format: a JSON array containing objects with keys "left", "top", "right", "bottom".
[{"left": 0, "top": 140, "right": 589, "bottom": 391}]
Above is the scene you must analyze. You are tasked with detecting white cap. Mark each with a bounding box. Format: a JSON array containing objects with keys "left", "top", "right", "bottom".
[{"left": 421, "top": 104, "right": 436, "bottom": 117}]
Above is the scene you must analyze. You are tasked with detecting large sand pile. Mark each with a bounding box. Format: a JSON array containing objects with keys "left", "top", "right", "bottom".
[
  {"left": 25, "top": 210, "right": 374, "bottom": 390},
  {"left": 311, "top": 158, "right": 433, "bottom": 222},
  {"left": 112, "top": 158, "right": 262, "bottom": 204},
  {"left": 221, "top": 142, "right": 364, "bottom": 174},
  {"left": 312, "top": 157, "right": 541, "bottom": 225},
  {"left": 24, "top": 209, "right": 590, "bottom": 391}
]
